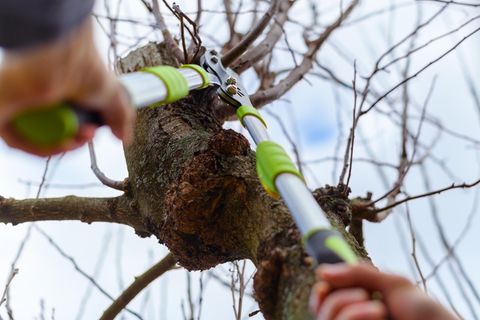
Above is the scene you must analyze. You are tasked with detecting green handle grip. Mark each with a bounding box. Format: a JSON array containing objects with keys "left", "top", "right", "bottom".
[
  {"left": 303, "top": 229, "right": 358, "bottom": 265},
  {"left": 12, "top": 103, "right": 103, "bottom": 149},
  {"left": 256, "top": 141, "right": 303, "bottom": 198}
]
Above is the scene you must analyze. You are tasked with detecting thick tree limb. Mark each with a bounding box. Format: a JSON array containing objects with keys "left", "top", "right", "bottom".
[
  {"left": 0, "top": 195, "right": 147, "bottom": 235},
  {"left": 232, "top": 0, "right": 295, "bottom": 73},
  {"left": 100, "top": 253, "right": 177, "bottom": 320},
  {"left": 250, "top": 0, "right": 359, "bottom": 107},
  {"left": 222, "top": 0, "right": 279, "bottom": 67}
]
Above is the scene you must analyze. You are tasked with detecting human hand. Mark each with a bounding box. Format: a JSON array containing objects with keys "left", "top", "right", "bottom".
[
  {"left": 310, "top": 263, "right": 458, "bottom": 320},
  {"left": 0, "top": 19, "right": 134, "bottom": 156}
]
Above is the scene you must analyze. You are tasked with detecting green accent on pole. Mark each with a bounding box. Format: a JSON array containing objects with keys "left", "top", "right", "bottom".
[
  {"left": 236, "top": 105, "right": 267, "bottom": 128},
  {"left": 302, "top": 228, "right": 326, "bottom": 244},
  {"left": 141, "top": 66, "right": 189, "bottom": 106},
  {"left": 12, "top": 103, "right": 79, "bottom": 148},
  {"left": 180, "top": 64, "right": 210, "bottom": 89},
  {"left": 256, "top": 141, "right": 303, "bottom": 197},
  {"left": 324, "top": 235, "right": 358, "bottom": 265}
]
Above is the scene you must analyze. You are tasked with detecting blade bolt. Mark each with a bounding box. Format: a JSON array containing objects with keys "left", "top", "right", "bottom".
[
  {"left": 211, "top": 56, "right": 219, "bottom": 64},
  {"left": 226, "top": 76, "right": 237, "bottom": 85},
  {"left": 210, "top": 49, "right": 218, "bottom": 55},
  {"left": 226, "top": 84, "right": 238, "bottom": 95}
]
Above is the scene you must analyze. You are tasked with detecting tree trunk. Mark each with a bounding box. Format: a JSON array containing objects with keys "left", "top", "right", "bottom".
[{"left": 116, "top": 43, "right": 370, "bottom": 319}]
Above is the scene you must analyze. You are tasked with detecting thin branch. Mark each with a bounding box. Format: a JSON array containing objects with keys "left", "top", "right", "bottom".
[
  {"left": 338, "top": 61, "right": 358, "bottom": 186},
  {"left": 404, "top": 203, "right": 428, "bottom": 292},
  {"left": 88, "top": 142, "right": 126, "bottom": 191},
  {"left": 0, "top": 269, "right": 18, "bottom": 308},
  {"left": 419, "top": 0, "right": 480, "bottom": 7},
  {"left": 264, "top": 109, "right": 303, "bottom": 176},
  {"left": 250, "top": 0, "right": 359, "bottom": 107},
  {"left": 75, "top": 229, "right": 113, "bottom": 320},
  {"left": 171, "top": 3, "right": 202, "bottom": 63},
  {"left": 100, "top": 253, "right": 177, "bottom": 320},
  {"left": 33, "top": 225, "right": 143, "bottom": 320},
  {"left": 224, "top": 0, "right": 237, "bottom": 45},
  {"left": 362, "top": 26, "right": 480, "bottom": 115},
  {"left": 233, "top": 0, "right": 295, "bottom": 73},
  {"left": 373, "top": 177, "right": 480, "bottom": 214},
  {"left": 151, "top": 0, "right": 184, "bottom": 62}
]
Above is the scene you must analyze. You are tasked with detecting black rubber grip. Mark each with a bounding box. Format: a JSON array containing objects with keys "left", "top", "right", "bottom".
[
  {"left": 72, "top": 105, "right": 104, "bottom": 126},
  {"left": 306, "top": 229, "right": 348, "bottom": 265}
]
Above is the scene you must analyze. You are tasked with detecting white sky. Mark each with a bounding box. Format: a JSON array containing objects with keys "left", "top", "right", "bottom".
[{"left": 1, "top": 1, "right": 480, "bottom": 319}]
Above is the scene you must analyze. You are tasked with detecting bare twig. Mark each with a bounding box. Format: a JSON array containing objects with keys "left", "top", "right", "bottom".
[
  {"left": 151, "top": 0, "right": 183, "bottom": 62},
  {"left": 419, "top": 0, "right": 480, "bottom": 7},
  {"left": 362, "top": 26, "right": 480, "bottom": 115},
  {"left": 264, "top": 109, "right": 303, "bottom": 176},
  {"left": 33, "top": 225, "right": 143, "bottom": 320},
  {"left": 404, "top": 203, "right": 428, "bottom": 292},
  {"left": 0, "top": 269, "right": 18, "bottom": 308},
  {"left": 88, "top": 142, "right": 126, "bottom": 191},
  {"left": 251, "top": 0, "right": 359, "bottom": 107},
  {"left": 233, "top": 0, "right": 295, "bottom": 73},
  {"left": 374, "top": 177, "right": 480, "bottom": 215},
  {"left": 75, "top": 229, "right": 113, "bottom": 320},
  {"left": 338, "top": 61, "right": 358, "bottom": 187}
]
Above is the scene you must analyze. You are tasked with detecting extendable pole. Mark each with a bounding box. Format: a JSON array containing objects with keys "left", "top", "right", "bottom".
[{"left": 239, "top": 108, "right": 358, "bottom": 265}]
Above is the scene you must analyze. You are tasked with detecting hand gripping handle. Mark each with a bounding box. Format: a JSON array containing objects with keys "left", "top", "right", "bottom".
[{"left": 11, "top": 65, "right": 208, "bottom": 149}]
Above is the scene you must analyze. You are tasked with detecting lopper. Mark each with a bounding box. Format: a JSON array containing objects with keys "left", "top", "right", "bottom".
[{"left": 13, "top": 49, "right": 358, "bottom": 266}]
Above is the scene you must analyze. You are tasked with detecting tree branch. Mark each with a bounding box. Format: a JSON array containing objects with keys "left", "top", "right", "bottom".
[
  {"left": 373, "top": 178, "right": 480, "bottom": 215},
  {"left": 151, "top": 0, "right": 184, "bottom": 63},
  {"left": 250, "top": 0, "right": 359, "bottom": 107},
  {"left": 88, "top": 142, "right": 126, "bottom": 191},
  {"left": 100, "top": 253, "right": 177, "bottom": 320},
  {"left": 232, "top": 0, "right": 295, "bottom": 73},
  {"left": 222, "top": 0, "right": 279, "bottom": 67},
  {"left": 0, "top": 268, "right": 18, "bottom": 308},
  {"left": 419, "top": 0, "right": 480, "bottom": 7},
  {"left": 0, "top": 195, "right": 147, "bottom": 235}
]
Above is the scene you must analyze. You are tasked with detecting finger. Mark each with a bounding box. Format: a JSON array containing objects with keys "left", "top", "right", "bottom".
[
  {"left": 310, "top": 282, "right": 331, "bottom": 315},
  {"left": 336, "top": 301, "right": 387, "bottom": 320},
  {"left": 76, "top": 124, "right": 97, "bottom": 143},
  {"left": 317, "top": 289, "right": 369, "bottom": 320},
  {"left": 318, "top": 263, "right": 411, "bottom": 296}
]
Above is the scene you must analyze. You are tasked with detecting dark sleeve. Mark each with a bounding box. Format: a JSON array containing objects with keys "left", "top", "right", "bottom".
[{"left": 0, "top": 0, "right": 95, "bottom": 50}]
